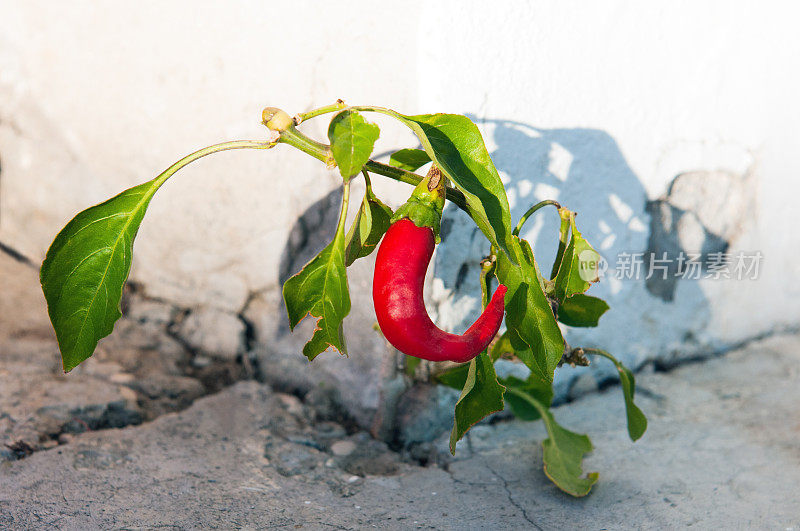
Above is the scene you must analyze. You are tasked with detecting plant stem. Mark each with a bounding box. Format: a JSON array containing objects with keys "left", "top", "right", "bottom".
[
  {"left": 294, "top": 100, "right": 348, "bottom": 124},
  {"left": 154, "top": 140, "right": 276, "bottom": 187},
  {"left": 277, "top": 127, "right": 333, "bottom": 164},
  {"left": 513, "top": 200, "right": 561, "bottom": 237},
  {"left": 582, "top": 348, "right": 613, "bottom": 362},
  {"left": 363, "top": 161, "right": 467, "bottom": 211},
  {"left": 504, "top": 387, "right": 548, "bottom": 416},
  {"left": 337, "top": 179, "right": 351, "bottom": 235},
  {"left": 277, "top": 125, "right": 470, "bottom": 212},
  {"left": 350, "top": 105, "right": 396, "bottom": 118}
]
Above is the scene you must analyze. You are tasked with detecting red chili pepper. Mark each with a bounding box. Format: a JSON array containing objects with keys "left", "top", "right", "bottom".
[{"left": 373, "top": 217, "right": 507, "bottom": 363}]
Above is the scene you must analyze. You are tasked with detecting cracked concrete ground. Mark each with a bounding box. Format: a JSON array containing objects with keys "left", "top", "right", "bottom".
[{"left": 2, "top": 333, "right": 799, "bottom": 528}]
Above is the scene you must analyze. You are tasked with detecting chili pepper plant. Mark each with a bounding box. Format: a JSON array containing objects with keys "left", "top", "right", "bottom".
[{"left": 40, "top": 101, "right": 647, "bottom": 497}]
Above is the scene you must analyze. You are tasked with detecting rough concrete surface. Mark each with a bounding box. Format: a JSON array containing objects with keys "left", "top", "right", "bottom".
[{"left": 2, "top": 334, "right": 799, "bottom": 529}]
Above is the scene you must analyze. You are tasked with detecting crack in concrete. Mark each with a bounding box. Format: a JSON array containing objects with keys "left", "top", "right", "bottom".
[
  {"left": 440, "top": 457, "right": 543, "bottom": 527},
  {"left": 486, "top": 463, "right": 543, "bottom": 530},
  {"left": 652, "top": 325, "right": 800, "bottom": 372}
]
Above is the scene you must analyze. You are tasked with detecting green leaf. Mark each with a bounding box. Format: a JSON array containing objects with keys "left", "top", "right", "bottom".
[
  {"left": 388, "top": 148, "right": 431, "bottom": 172},
  {"left": 553, "top": 209, "right": 601, "bottom": 302},
  {"left": 39, "top": 140, "right": 274, "bottom": 373},
  {"left": 501, "top": 374, "right": 553, "bottom": 421},
  {"left": 328, "top": 110, "right": 380, "bottom": 180},
  {"left": 541, "top": 410, "right": 598, "bottom": 497},
  {"left": 586, "top": 350, "right": 648, "bottom": 441},
  {"left": 282, "top": 191, "right": 351, "bottom": 360},
  {"left": 509, "top": 390, "right": 598, "bottom": 497},
  {"left": 402, "top": 113, "right": 513, "bottom": 258},
  {"left": 344, "top": 174, "right": 392, "bottom": 266},
  {"left": 557, "top": 294, "right": 609, "bottom": 327},
  {"left": 435, "top": 363, "right": 470, "bottom": 390},
  {"left": 357, "top": 108, "right": 513, "bottom": 259},
  {"left": 449, "top": 352, "right": 506, "bottom": 454},
  {"left": 495, "top": 236, "right": 564, "bottom": 382},
  {"left": 40, "top": 179, "right": 167, "bottom": 372}
]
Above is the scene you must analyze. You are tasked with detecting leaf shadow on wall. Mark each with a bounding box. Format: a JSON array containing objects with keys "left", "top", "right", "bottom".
[{"left": 432, "top": 117, "right": 719, "bottom": 375}]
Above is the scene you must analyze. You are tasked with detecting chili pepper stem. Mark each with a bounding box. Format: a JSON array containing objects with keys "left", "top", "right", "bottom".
[{"left": 391, "top": 165, "right": 448, "bottom": 241}]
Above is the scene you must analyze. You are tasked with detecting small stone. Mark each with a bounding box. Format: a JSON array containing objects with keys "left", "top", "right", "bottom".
[
  {"left": 192, "top": 356, "right": 213, "bottom": 368},
  {"left": 174, "top": 308, "right": 245, "bottom": 360},
  {"left": 109, "top": 372, "right": 135, "bottom": 384},
  {"left": 330, "top": 440, "right": 356, "bottom": 457},
  {"left": 276, "top": 393, "right": 305, "bottom": 417},
  {"left": 118, "top": 386, "right": 139, "bottom": 402},
  {"left": 57, "top": 433, "right": 74, "bottom": 445},
  {"left": 272, "top": 448, "right": 318, "bottom": 477}
]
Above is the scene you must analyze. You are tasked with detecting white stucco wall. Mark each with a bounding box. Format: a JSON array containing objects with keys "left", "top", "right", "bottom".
[
  {"left": 421, "top": 2, "right": 800, "bottom": 382},
  {"left": 1, "top": 2, "right": 798, "bottom": 416}
]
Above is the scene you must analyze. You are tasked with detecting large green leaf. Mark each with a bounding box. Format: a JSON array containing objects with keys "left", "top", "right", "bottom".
[
  {"left": 495, "top": 236, "right": 564, "bottom": 382},
  {"left": 435, "top": 363, "right": 470, "bottom": 390},
  {"left": 355, "top": 108, "right": 513, "bottom": 258},
  {"left": 388, "top": 148, "right": 431, "bottom": 172},
  {"left": 587, "top": 349, "right": 648, "bottom": 441},
  {"left": 39, "top": 140, "right": 273, "bottom": 373},
  {"left": 40, "top": 179, "right": 165, "bottom": 372},
  {"left": 328, "top": 109, "right": 380, "bottom": 180},
  {"left": 282, "top": 190, "right": 351, "bottom": 360},
  {"left": 557, "top": 294, "right": 609, "bottom": 327},
  {"left": 449, "top": 352, "right": 506, "bottom": 454},
  {"left": 510, "top": 390, "right": 598, "bottom": 497},
  {"left": 553, "top": 209, "right": 601, "bottom": 302},
  {"left": 402, "top": 113, "right": 513, "bottom": 257},
  {"left": 344, "top": 174, "right": 392, "bottom": 266}
]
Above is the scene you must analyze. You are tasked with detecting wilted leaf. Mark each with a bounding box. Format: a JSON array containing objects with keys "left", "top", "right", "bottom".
[
  {"left": 509, "top": 390, "right": 598, "bottom": 496},
  {"left": 283, "top": 190, "right": 351, "bottom": 360},
  {"left": 449, "top": 352, "right": 506, "bottom": 454},
  {"left": 586, "top": 349, "right": 647, "bottom": 441},
  {"left": 553, "top": 209, "right": 601, "bottom": 302}
]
